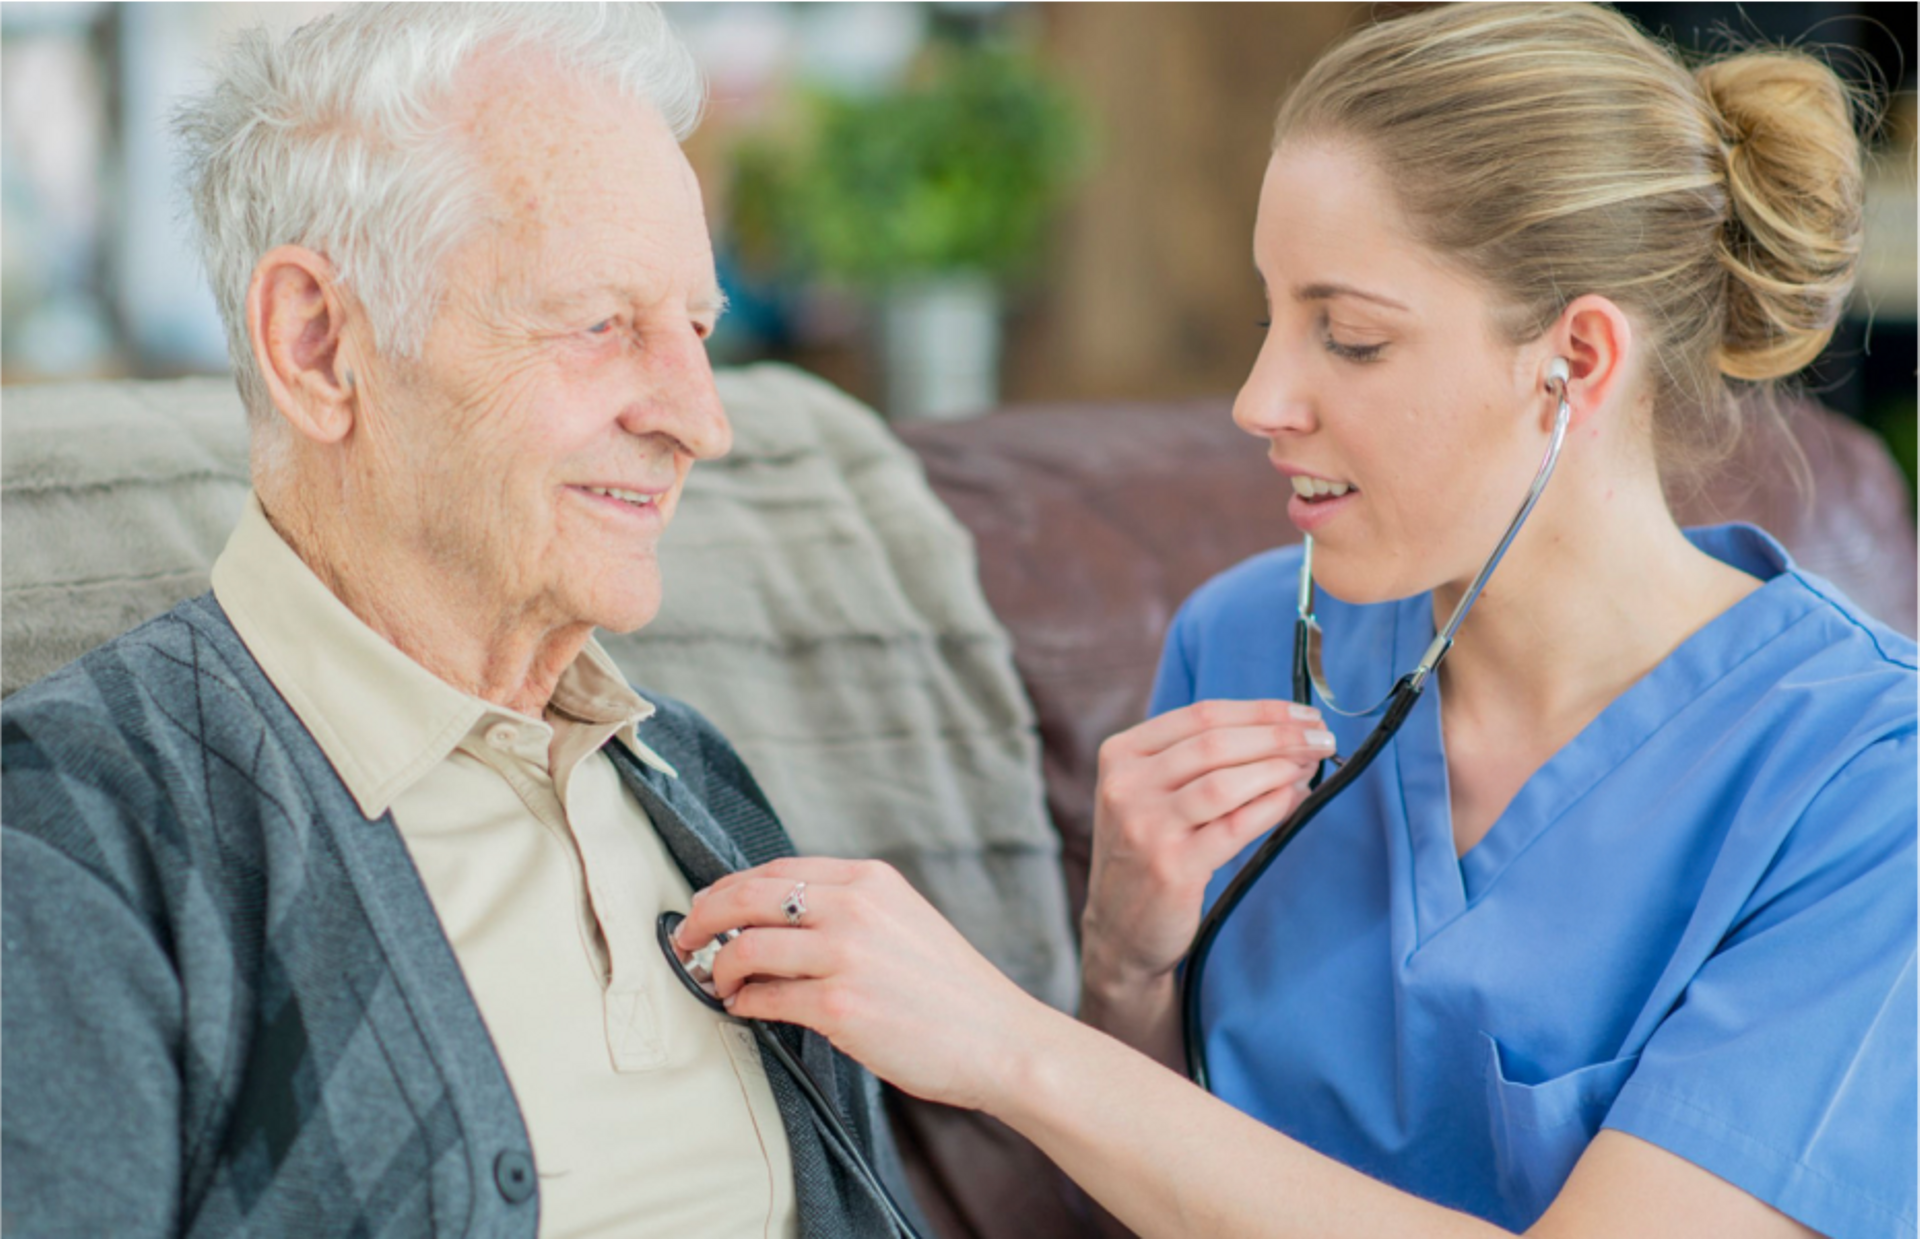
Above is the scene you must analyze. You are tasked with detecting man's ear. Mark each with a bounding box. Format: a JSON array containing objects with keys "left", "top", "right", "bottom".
[
  {"left": 247, "top": 245, "right": 361, "bottom": 445},
  {"left": 1543, "top": 294, "right": 1635, "bottom": 433}
]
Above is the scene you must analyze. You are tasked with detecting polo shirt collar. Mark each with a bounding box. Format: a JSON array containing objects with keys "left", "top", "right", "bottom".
[{"left": 211, "top": 493, "right": 674, "bottom": 819}]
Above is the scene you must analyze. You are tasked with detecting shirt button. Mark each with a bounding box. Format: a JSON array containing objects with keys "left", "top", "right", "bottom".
[
  {"left": 494, "top": 1149, "right": 536, "bottom": 1204},
  {"left": 485, "top": 722, "right": 518, "bottom": 751}
]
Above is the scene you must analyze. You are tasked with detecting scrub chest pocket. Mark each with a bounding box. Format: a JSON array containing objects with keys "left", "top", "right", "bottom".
[{"left": 1481, "top": 1032, "right": 1640, "bottom": 1227}]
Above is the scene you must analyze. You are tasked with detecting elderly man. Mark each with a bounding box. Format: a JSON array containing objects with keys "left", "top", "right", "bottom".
[{"left": 1, "top": 6, "right": 919, "bottom": 1238}]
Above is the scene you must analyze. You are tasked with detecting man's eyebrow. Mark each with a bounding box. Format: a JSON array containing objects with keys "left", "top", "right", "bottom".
[
  {"left": 537, "top": 282, "right": 730, "bottom": 318},
  {"left": 1293, "top": 281, "right": 1410, "bottom": 313},
  {"left": 535, "top": 284, "right": 623, "bottom": 316}
]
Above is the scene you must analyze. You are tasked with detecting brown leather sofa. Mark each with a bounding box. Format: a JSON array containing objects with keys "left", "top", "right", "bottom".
[{"left": 885, "top": 393, "right": 1918, "bottom": 1239}]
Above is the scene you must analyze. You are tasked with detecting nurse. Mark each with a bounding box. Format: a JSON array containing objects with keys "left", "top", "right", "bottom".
[{"left": 674, "top": 5, "right": 1916, "bottom": 1237}]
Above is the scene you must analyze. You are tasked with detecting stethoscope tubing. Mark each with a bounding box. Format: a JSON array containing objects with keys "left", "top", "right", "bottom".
[
  {"left": 1182, "top": 373, "right": 1571, "bottom": 1090},
  {"left": 1179, "top": 673, "right": 1427, "bottom": 1089},
  {"left": 656, "top": 911, "right": 926, "bottom": 1239}
]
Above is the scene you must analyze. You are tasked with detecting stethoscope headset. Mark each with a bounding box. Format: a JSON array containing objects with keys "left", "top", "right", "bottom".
[
  {"left": 649, "top": 360, "right": 1573, "bottom": 1228},
  {"left": 1181, "top": 359, "right": 1573, "bottom": 1089}
]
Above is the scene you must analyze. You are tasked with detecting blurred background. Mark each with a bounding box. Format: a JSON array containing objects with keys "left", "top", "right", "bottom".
[{"left": 2, "top": 1, "right": 1913, "bottom": 489}]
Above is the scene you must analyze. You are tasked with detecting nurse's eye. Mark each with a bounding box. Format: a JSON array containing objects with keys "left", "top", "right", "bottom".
[
  {"left": 1255, "top": 318, "right": 1273, "bottom": 330},
  {"left": 1323, "top": 330, "right": 1386, "bottom": 363},
  {"left": 585, "top": 319, "right": 617, "bottom": 336}
]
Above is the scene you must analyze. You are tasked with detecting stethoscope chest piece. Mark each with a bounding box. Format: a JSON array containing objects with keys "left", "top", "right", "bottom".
[
  {"left": 657, "top": 910, "right": 738, "bottom": 1014},
  {"left": 651, "top": 910, "right": 925, "bottom": 1238}
]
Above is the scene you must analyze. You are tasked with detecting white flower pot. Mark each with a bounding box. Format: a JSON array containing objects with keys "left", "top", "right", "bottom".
[{"left": 880, "top": 275, "right": 1000, "bottom": 422}]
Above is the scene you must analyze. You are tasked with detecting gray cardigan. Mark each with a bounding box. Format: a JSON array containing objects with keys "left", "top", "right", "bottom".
[{"left": 1, "top": 594, "right": 913, "bottom": 1237}]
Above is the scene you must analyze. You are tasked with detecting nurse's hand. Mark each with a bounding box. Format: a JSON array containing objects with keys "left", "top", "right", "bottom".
[
  {"left": 1080, "top": 700, "right": 1332, "bottom": 1017},
  {"left": 671, "top": 856, "right": 1045, "bottom": 1112}
]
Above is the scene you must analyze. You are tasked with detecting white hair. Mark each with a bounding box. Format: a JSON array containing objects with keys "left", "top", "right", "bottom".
[{"left": 173, "top": 2, "right": 704, "bottom": 425}]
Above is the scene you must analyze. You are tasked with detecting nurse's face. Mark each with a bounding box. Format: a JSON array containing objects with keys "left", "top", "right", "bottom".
[{"left": 1235, "top": 141, "right": 1553, "bottom": 605}]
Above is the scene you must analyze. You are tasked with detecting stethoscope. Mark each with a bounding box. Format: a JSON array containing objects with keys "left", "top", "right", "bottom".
[
  {"left": 1180, "top": 360, "right": 1574, "bottom": 1090},
  {"left": 655, "top": 911, "right": 926, "bottom": 1239}
]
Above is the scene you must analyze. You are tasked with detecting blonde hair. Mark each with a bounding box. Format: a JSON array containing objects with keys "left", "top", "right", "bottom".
[{"left": 1276, "top": 2, "right": 1866, "bottom": 476}]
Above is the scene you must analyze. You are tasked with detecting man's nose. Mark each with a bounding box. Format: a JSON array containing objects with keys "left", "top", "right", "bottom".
[{"left": 626, "top": 326, "right": 732, "bottom": 461}]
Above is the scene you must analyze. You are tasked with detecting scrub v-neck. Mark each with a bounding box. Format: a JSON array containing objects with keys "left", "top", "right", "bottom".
[{"left": 1391, "top": 549, "right": 1798, "bottom": 945}]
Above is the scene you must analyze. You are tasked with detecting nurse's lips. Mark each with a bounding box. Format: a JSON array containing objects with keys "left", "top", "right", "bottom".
[{"left": 1275, "top": 463, "right": 1359, "bottom": 533}]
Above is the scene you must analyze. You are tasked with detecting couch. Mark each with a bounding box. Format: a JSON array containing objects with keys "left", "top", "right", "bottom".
[{"left": 4, "top": 366, "right": 1913, "bottom": 1239}]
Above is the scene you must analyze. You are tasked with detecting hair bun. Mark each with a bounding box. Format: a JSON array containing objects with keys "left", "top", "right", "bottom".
[{"left": 1695, "top": 50, "right": 1864, "bottom": 381}]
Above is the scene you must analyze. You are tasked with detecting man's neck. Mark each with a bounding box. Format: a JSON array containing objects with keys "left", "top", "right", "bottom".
[{"left": 262, "top": 495, "right": 590, "bottom": 717}]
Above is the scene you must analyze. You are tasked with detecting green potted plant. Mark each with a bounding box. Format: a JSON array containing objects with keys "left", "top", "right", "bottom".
[{"left": 731, "top": 45, "right": 1085, "bottom": 421}]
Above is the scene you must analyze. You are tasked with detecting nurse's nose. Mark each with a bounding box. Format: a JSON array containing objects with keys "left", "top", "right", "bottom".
[{"left": 1232, "top": 334, "right": 1317, "bottom": 441}]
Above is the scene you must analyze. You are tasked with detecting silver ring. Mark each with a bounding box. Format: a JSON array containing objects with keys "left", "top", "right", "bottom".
[{"left": 780, "top": 881, "right": 808, "bottom": 927}]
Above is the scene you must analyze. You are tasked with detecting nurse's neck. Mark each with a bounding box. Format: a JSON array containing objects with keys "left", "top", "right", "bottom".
[{"left": 1430, "top": 459, "right": 1762, "bottom": 742}]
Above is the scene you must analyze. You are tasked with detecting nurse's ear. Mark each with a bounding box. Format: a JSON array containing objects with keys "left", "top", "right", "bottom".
[{"left": 1540, "top": 294, "right": 1635, "bottom": 434}]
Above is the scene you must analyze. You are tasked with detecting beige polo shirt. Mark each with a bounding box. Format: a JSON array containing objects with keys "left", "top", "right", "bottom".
[{"left": 211, "top": 495, "right": 797, "bottom": 1239}]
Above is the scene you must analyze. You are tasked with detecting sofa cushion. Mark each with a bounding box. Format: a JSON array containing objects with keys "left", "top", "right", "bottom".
[
  {"left": 3, "top": 379, "right": 254, "bottom": 696},
  {"left": 603, "top": 364, "right": 1075, "bottom": 1011}
]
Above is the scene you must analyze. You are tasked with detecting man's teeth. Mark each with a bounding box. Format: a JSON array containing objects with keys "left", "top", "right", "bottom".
[
  {"left": 584, "top": 486, "right": 655, "bottom": 505},
  {"left": 1290, "top": 476, "right": 1354, "bottom": 499}
]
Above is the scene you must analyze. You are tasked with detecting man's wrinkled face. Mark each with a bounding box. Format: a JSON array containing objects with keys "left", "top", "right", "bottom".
[{"left": 355, "top": 53, "right": 730, "bottom": 638}]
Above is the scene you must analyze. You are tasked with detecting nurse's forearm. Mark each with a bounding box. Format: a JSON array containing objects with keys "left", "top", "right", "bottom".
[{"left": 989, "top": 1004, "right": 1509, "bottom": 1239}]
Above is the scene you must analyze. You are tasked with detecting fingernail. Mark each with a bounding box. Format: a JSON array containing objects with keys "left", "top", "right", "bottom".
[
  {"left": 1288, "top": 703, "right": 1321, "bottom": 721},
  {"left": 722, "top": 994, "right": 736, "bottom": 1010},
  {"left": 1304, "top": 729, "right": 1336, "bottom": 749}
]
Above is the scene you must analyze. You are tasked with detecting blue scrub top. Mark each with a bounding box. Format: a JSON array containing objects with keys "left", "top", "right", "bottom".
[{"left": 1158, "top": 525, "right": 1917, "bottom": 1239}]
